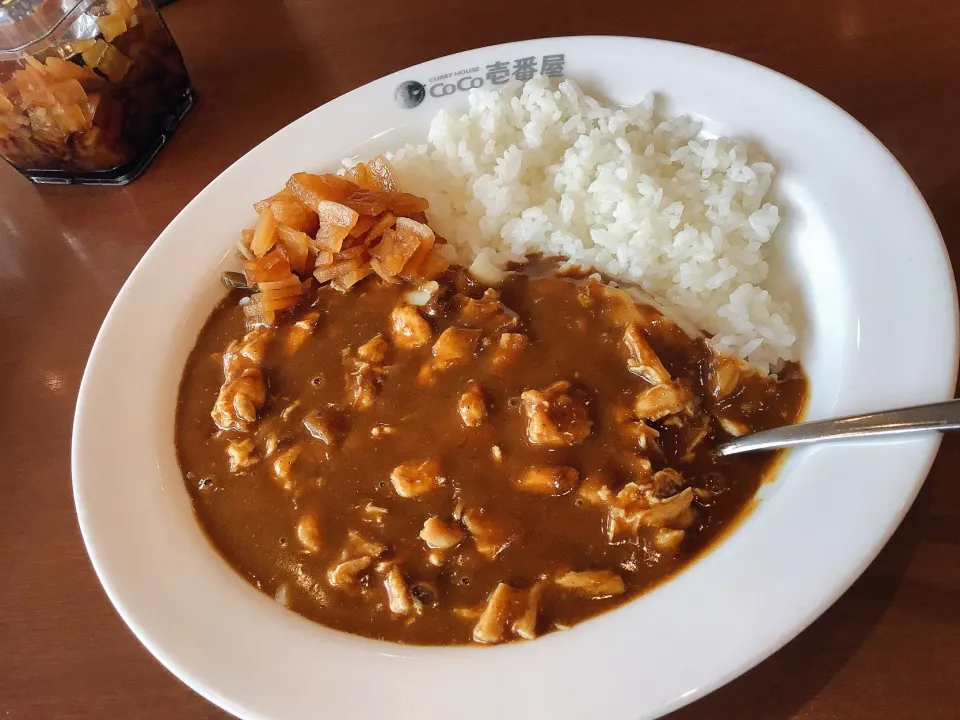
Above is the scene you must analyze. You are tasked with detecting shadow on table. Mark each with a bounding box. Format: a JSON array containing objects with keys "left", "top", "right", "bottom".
[{"left": 667, "top": 432, "right": 958, "bottom": 720}]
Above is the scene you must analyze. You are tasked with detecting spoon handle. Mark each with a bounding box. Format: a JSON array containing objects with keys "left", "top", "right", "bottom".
[{"left": 716, "top": 398, "right": 960, "bottom": 456}]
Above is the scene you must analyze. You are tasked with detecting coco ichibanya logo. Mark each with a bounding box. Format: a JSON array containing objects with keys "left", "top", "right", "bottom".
[{"left": 395, "top": 53, "right": 566, "bottom": 108}]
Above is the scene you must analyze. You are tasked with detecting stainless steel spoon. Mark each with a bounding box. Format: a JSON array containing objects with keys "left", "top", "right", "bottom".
[{"left": 716, "top": 398, "right": 960, "bottom": 456}]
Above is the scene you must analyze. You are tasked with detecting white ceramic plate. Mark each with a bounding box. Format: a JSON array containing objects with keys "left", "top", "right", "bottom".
[{"left": 73, "top": 37, "right": 958, "bottom": 720}]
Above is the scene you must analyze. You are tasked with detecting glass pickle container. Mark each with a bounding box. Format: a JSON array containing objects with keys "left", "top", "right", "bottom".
[{"left": 0, "top": 0, "right": 193, "bottom": 184}]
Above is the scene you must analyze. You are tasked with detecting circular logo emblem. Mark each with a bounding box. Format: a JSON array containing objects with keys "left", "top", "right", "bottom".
[{"left": 395, "top": 80, "right": 426, "bottom": 109}]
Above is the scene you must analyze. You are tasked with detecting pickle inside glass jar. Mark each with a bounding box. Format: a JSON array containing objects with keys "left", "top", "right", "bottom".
[{"left": 0, "top": 0, "right": 191, "bottom": 176}]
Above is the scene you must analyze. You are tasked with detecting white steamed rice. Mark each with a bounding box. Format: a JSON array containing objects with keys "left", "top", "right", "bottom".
[{"left": 381, "top": 75, "right": 795, "bottom": 371}]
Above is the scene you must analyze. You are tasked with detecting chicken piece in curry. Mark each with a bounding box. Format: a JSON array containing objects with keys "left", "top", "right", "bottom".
[{"left": 176, "top": 263, "right": 807, "bottom": 645}]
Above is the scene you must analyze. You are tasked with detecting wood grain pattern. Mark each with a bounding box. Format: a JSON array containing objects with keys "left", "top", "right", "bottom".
[{"left": 1, "top": 0, "right": 957, "bottom": 717}]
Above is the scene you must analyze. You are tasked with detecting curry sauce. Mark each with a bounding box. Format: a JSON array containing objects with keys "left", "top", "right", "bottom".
[{"left": 175, "top": 266, "right": 806, "bottom": 645}]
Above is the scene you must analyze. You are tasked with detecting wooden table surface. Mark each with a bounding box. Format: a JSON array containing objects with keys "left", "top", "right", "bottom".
[{"left": 2, "top": 0, "right": 959, "bottom": 717}]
